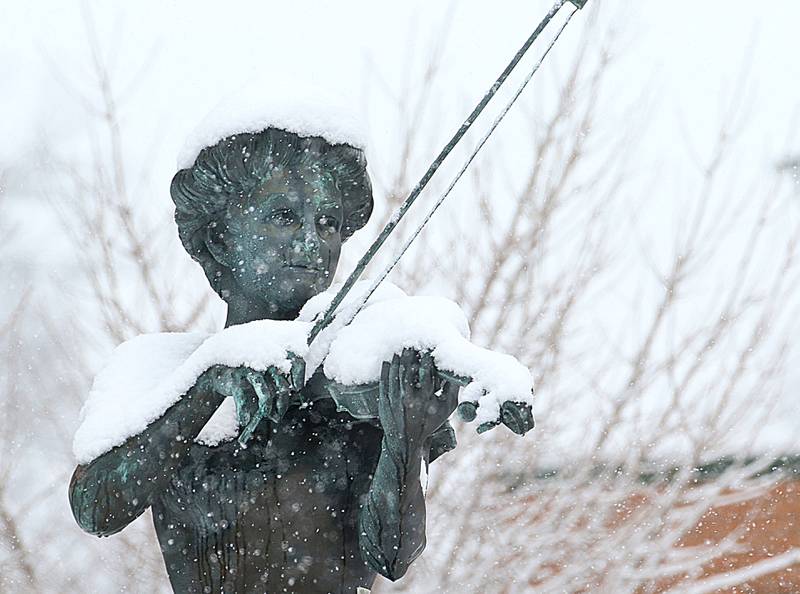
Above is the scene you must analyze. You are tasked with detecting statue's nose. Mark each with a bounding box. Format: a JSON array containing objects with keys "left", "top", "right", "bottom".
[{"left": 290, "top": 222, "right": 321, "bottom": 264}]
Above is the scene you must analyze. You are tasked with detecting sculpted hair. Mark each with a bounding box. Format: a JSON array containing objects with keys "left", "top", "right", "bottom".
[{"left": 170, "top": 128, "right": 373, "bottom": 294}]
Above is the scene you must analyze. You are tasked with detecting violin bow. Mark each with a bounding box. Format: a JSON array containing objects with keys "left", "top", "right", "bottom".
[
  {"left": 238, "top": 0, "right": 589, "bottom": 446},
  {"left": 308, "top": 0, "right": 589, "bottom": 347}
]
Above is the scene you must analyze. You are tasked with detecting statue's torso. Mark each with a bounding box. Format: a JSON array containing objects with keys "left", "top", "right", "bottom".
[{"left": 152, "top": 401, "right": 382, "bottom": 594}]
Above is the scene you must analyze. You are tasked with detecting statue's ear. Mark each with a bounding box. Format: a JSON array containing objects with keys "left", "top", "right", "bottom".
[{"left": 204, "top": 223, "right": 234, "bottom": 268}]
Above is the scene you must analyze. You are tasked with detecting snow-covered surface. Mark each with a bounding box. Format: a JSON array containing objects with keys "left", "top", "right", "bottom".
[
  {"left": 299, "top": 280, "right": 409, "bottom": 380},
  {"left": 196, "top": 397, "right": 239, "bottom": 447},
  {"left": 299, "top": 283, "right": 534, "bottom": 426},
  {"left": 177, "top": 80, "right": 368, "bottom": 169},
  {"left": 73, "top": 322, "right": 309, "bottom": 464},
  {"left": 74, "top": 281, "right": 534, "bottom": 463}
]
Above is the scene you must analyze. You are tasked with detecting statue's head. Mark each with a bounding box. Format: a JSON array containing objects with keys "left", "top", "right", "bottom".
[{"left": 170, "top": 128, "right": 373, "bottom": 318}]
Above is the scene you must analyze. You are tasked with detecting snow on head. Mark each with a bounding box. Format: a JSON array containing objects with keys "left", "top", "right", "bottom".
[{"left": 177, "top": 79, "right": 368, "bottom": 169}]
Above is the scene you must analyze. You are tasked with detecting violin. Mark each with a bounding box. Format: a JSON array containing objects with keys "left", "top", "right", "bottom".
[{"left": 237, "top": 358, "right": 535, "bottom": 447}]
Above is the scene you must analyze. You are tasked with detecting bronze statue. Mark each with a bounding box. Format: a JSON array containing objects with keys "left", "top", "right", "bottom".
[
  {"left": 69, "top": 128, "right": 461, "bottom": 593},
  {"left": 65, "top": 3, "right": 599, "bottom": 590}
]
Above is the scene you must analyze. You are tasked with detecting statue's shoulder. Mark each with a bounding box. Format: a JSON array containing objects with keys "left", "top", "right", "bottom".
[
  {"left": 90, "top": 331, "right": 211, "bottom": 401},
  {"left": 102, "top": 331, "right": 210, "bottom": 378},
  {"left": 74, "top": 332, "right": 211, "bottom": 464}
]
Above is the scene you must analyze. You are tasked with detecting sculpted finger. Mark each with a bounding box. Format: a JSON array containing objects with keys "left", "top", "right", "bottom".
[
  {"left": 399, "top": 348, "right": 417, "bottom": 388},
  {"left": 477, "top": 418, "right": 502, "bottom": 434},
  {"left": 410, "top": 360, "right": 421, "bottom": 389},
  {"left": 239, "top": 370, "right": 282, "bottom": 445},
  {"left": 238, "top": 411, "right": 263, "bottom": 447},
  {"left": 232, "top": 384, "right": 252, "bottom": 427},
  {"left": 238, "top": 372, "right": 264, "bottom": 446},
  {"left": 398, "top": 362, "right": 409, "bottom": 404},
  {"left": 245, "top": 370, "right": 270, "bottom": 410},
  {"left": 400, "top": 347, "right": 414, "bottom": 364},
  {"left": 400, "top": 347, "right": 418, "bottom": 376},
  {"left": 267, "top": 367, "right": 292, "bottom": 421},
  {"left": 379, "top": 356, "right": 404, "bottom": 436},
  {"left": 391, "top": 354, "right": 402, "bottom": 393},
  {"left": 419, "top": 351, "right": 435, "bottom": 390},
  {"left": 214, "top": 366, "right": 240, "bottom": 398},
  {"left": 261, "top": 376, "right": 283, "bottom": 424},
  {"left": 201, "top": 364, "right": 222, "bottom": 390},
  {"left": 287, "top": 352, "right": 305, "bottom": 391},
  {"left": 380, "top": 360, "right": 392, "bottom": 398},
  {"left": 268, "top": 367, "right": 292, "bottom": 395},
  {"left": 229, "top": 368, "right": 256, "bottom": 426},
  {"left": 245, "top": 370, "right": 273, "bottom": 423},
  {"left": 500, "top": 401, "right": 535, "bottom": 436},
  {"left": 441, "top": 380, "right": 460, "bottom": 415}
]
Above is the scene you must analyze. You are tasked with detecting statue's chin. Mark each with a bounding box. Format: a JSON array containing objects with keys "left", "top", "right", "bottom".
[
  {"left": 263, "top": 282, "right": 326, "bottom": 316},
  {"left": 227, "top": 271, "right": 334, "bottom": 319}
]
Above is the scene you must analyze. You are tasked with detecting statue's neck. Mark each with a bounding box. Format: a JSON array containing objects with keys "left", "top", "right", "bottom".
[{"left": 223, "top": 294, "right": 300, "bottom": 327}]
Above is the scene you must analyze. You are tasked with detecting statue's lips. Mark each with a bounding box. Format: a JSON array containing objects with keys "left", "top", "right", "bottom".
[{"left": 284, "top": 265, "right": 324, "bottom": 274}]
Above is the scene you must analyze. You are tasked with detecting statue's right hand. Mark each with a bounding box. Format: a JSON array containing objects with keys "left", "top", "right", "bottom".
[{"left": 198, "top": 355, "right": 305, "bottom": 443}]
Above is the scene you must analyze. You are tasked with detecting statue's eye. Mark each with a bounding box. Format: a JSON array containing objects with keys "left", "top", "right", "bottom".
[
  {"left": 269, "top": 209, "right": 296, "bottom": 227},
  {"left": 317, "top": 215, "right": 340, "bottom": 236}
]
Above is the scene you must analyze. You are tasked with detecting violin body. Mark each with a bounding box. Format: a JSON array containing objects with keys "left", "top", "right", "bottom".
[{"left": 285, "top": 367, "right": 534, "bottom": 439}]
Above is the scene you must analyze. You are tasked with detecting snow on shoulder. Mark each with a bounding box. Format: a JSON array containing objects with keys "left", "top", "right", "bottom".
[
  {"left": 73, "top": 321, "right": 310, "bottom": 464},
  {"left": 73, "top": 281, "right": 534, "bottom": 464},
  {"left": 177, "top": 79, "right": 368, "bottom": 169}
]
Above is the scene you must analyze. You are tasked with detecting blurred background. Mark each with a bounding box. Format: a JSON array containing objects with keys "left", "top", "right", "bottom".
[{"left": 1, "top": 1, "right": 799, "bottom": 592}]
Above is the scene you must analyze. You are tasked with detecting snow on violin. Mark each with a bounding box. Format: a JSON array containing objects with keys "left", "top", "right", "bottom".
[{"left": 73, "top": 281, "right": 534, "bottom": 464}]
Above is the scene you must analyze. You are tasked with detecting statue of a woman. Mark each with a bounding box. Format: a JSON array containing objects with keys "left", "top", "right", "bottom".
[{"left": 69, "top": 128, "right": 459, "bottom": 593}]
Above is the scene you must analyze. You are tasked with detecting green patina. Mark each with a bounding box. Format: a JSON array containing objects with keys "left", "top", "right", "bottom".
[
  {"left": 66, "top": 0, "right": 590, "bottom": 586},
  {"left": 68, "top": 129, "right": 473, "bottom": 593}
]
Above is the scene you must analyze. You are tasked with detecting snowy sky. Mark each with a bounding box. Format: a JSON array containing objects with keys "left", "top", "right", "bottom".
[
  {"left": 2, "top": 1, "right": 799, "bottom": 172},
  {"left": 3, "top": 1, "right": 798, "bottom": 320},
  {"left": 4, "top": 0, "right": 797, "bottom": 317},
  {"left": 1, "top": 1, "right": 798, "bottom": 451},
  {"left": 2, "top": 1, "right": 798, "bottom": 273}
]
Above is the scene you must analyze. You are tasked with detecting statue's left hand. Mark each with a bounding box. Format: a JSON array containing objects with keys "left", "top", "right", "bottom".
[{"left": 378, "top": 348, "right": 459, "bottom": 447}]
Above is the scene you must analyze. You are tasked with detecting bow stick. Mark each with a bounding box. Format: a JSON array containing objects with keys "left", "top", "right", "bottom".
[
  {"left": 308, "top": 0, "right": 589, "bottom": 345},
  {"left": 238, "top": 0, "right": 589, "bottom": 446}
]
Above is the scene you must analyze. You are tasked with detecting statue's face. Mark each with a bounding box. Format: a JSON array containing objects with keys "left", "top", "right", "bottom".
[{"left": 214, "top": 164, "right": 343, "bottom": 316}]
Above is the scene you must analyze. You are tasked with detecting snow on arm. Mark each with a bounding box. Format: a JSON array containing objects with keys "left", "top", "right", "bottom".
[
  {"left": 73, "top": 320, "right": 310, "bottom": 464},
  {"left": 74, "top": 281, "right": 533, "bottom": 464}
]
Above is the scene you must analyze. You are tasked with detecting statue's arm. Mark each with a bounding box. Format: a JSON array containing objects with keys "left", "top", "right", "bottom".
[
  {"left": 359, "top": 426, "right": 428, "bottom": 580},
  {"left": 358, "top": 350, "right": 458, "bottom": 580},
  {"left": 69, "top": 375, "right": 225, "bottom": 537}
]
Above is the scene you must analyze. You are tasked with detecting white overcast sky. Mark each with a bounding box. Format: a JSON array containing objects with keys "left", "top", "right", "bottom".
[
  {"left": 2, "top": 0, "right": 798, "bottom": 324},
  {"left": 1, "top": 1, "right": 798, "bottom": 452},
  {"left": 3, "top": 0, "right": 797, "bottom": 307},
  {"left": 2, "top": 0, "right": 799, "bottom": 170}
]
